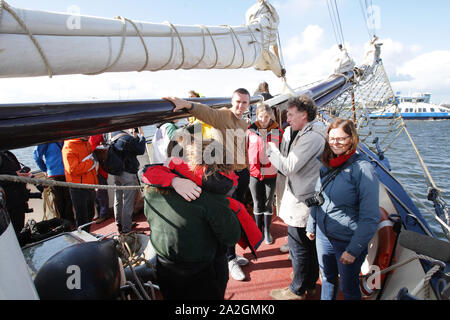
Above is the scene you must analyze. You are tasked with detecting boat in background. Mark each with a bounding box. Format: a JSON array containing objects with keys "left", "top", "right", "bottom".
[{"left": 369, "top": 93, "right": 450, "bottom": 119}]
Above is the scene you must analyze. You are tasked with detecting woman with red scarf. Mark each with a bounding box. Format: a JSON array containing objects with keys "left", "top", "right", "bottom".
[{"left": 306, "top": 118, "right": 380, "bottom": 300}]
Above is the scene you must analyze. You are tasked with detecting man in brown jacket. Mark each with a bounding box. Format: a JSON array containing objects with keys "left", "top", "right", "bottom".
[{"left": 163, "top": 88, "right": 251, "bottom": 281}]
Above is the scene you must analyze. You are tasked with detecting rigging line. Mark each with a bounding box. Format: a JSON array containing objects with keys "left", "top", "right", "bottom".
[
  {"left": 359, "top": 0, "right": 373, "bottom": 39},
  {"left": 333, "top": 0, "right": 346, "bottom": 46},
  {"left": 326, "top": 0, "right": 340, "bottom": 45}
]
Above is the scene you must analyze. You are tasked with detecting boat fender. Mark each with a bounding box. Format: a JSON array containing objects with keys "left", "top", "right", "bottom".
[{"left": 360, "top": 207, "right": 397, "bottom": 297}]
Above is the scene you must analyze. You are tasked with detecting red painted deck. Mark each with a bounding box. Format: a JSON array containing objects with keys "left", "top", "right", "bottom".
[{"left": 90, "top": 213, "right": 323, "bottom": 300}]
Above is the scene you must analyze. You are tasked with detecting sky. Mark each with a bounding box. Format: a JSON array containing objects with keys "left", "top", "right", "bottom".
[{"left": 1, "top": 0, "right": 450, "bottom": 104}]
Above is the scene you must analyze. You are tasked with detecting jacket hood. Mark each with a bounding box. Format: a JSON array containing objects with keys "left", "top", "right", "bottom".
[{"left": 309, "top": 120, "right": 328, "bottom": 139}]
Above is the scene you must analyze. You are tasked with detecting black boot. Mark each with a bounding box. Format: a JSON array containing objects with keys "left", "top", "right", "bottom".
[
  {"left": 254, "top": 214, "right": 264, "bottom": 232},
  {"left": 264, "top": 214, "right": 273, "bottom": 244}
]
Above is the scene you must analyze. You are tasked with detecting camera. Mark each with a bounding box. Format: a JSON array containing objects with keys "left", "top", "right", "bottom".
[
  {"left": 305, "top": 192, "right": 325, "bottom": 208},
  {"left": 19, "top": 166, "right": 31, "bottom": 173}
]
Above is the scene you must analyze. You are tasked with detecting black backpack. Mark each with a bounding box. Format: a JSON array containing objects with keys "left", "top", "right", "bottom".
[{"left": 94, "top": 133, "right": 128, "bottom": 176}]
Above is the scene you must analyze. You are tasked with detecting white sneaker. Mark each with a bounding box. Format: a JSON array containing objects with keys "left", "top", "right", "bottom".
[
  {"left": 235, "top": 255, "right": 249, "bottom": 266},
  {"left": 280, "top": 243, "right": 289, "bottom": 253},
  {"left": 228, "top": 258, "right": 245, "bottom": 281}
]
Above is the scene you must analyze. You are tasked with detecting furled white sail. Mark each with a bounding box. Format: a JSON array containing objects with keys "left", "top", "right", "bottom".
[{"left": 0, "top": 0, "right": 283, "bottom": 78}]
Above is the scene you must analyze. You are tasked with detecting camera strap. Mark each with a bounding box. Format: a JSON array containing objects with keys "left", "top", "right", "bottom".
[{"left": 319, "top": 157, "right": 356, "bottom": 193}]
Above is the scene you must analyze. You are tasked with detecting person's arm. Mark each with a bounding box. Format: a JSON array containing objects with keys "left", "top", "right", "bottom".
[
  {"left": 267, "top": 133, "right": 323, "bottom": 177},
  {"left": 141, "top": 162, "right": 202, "bottom": 202},
  {"left": 163, "top": 96, "right": 231, "bottom": 130},
  {"left": 33, "top": 145, "right": 48, "bottom": 173}
]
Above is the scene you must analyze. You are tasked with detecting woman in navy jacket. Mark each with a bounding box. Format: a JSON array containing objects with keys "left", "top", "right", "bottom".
[{"left": 306, "top": 118, "right": 380, "bottom": 300}]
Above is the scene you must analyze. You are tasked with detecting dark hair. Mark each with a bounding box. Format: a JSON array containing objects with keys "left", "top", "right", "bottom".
[
  {"left": 255, "top": 82, "right": 269, "bottom": 94},
  {"left": 321, "top": 118, "right": 359, "bottom": 168},
  {"left": 233, "top": 88, "right": 250, "bottom": 98},
  {"left": 189, "top": 90, "right": 200, "bottom": 98},
  {"left": 287, "top": 95, "right": 317, "bottom": 122}
]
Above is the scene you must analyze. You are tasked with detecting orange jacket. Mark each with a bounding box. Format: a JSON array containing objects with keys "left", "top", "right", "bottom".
[{"left": 62, "top": 138, "right": 98, "bottom": 185}]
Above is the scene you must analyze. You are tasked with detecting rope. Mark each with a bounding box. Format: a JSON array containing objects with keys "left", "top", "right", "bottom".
[
  {"left": 165, "top": 22, "right": 185, "bottom": 70},
  {"left": 123, "top": 18, "right": 149, "bottom": 72},
  {"left": 1, "top": 1, "right": 53, "bottom": 77},
  {"left": 116, "top": 234, "right": 152, "bottom": 300},
  {"left": 190, "top": 25, "right": 207, "bottom": 69},
  {"left": 227, "top": 25, "right": 245, "bottom": 69},
  {"left": 84, "top": 16, "right": 127, "bottom": 75},
  {"left": 0, "top": 174, "right": 142, "bottom": 191},
  {"left": 202, "top": 25, "right": 219, "bottom": 69},
  {"left": 410, "top": 264, "right": 441, "bottom": 299},
  {"left": 221, "top": 25, "right": 237, "bottom": 69},
  {"left": 42, "top": 187, "right": 58, "bottom": 221},
  {"left": 360, "top": 253, "right": 444, "bottom": 300}
]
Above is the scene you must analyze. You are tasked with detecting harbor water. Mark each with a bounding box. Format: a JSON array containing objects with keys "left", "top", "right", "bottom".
[{"left": 12, "top": 120, "right": 449, "bottom": 239}]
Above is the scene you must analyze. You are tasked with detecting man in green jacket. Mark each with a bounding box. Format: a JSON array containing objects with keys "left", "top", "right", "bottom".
[{"left": 144, "top": 186, "right": 241, "bottom": 300}]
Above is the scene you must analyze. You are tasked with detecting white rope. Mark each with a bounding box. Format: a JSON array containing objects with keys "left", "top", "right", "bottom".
[
  {"left": 0, "top": 174, "right": 142, "bottom": 191},
  {"left": 360, "top": 253, "right": 444, "bottom": 299},
  {"left": 410, "top": 264, "right": 441, "bottom": 299}
]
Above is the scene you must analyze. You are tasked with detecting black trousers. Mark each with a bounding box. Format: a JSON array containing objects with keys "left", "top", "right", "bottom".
[
  {"left": 248, "top": 176, "right": 276, "bottom": 214},
  {"left": 288, "top": 226, "right": 319, "bottom": 295},
  {"left": 227, "top": 168, "right": 250, "bottom": 261},
  {"left": 69, "top": 188, "right": 95, "bottom": 232},
  {"left": 156, "top": 253, "right": 228, "bottom": 300}
]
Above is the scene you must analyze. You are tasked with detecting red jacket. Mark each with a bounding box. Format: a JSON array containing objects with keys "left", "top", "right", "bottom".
[
  {"left": 248, "top": 121, "right": 283, "bottom": 180},
  {"left": 89, "top": 134, "right": 108, "bottom": 179},
  {"left": 142, "top": 159, "right": 263, "bottom": 257},
  {"left": 62, "top": 138, "right": 98, "bottom": 185}
]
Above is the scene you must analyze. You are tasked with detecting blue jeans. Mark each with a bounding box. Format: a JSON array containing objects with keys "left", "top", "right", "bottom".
[
  {"left": 316, "top": 226, "right": 367, "bottom": 300},
  {"left": 288, "top": 226, "right": 319, "bottom": 295}
]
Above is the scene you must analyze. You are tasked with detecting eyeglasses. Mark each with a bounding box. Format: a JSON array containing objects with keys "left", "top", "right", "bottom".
[{"left": 328, "top": 136, "right": 350, "bottom": 143}]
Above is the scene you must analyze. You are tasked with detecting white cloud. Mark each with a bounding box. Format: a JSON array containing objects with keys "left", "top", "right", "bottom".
[{"left": 392, "top": 50, "right": 450, "bottom": 103}]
